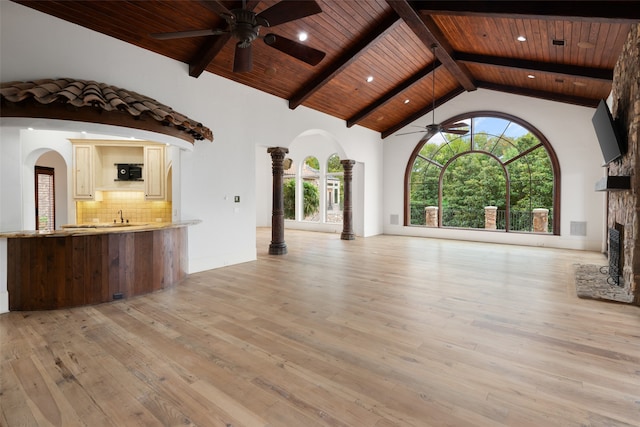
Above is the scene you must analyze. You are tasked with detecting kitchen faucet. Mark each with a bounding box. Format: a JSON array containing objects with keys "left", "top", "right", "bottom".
[{"left": 117, "top": 209, "right": 124, "bottom": 223}]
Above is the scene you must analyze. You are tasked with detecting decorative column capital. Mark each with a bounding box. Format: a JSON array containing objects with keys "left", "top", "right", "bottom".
[
  {"left": 267, "top": 146, "right": 289, "bottom": 158},
  {"left": 340, "top": 159, "right": 356, "bottom": 168}
]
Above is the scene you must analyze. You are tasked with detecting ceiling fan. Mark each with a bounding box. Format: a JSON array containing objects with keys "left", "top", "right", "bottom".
[
  {"left": 397, "top": 44, "right": 469, "bottom": 142},
  {"left": 150, "top": 0, "right": 326, "bottom": 73}
]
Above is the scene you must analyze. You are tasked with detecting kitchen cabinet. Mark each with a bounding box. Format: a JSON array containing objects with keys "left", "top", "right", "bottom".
[
  {"left": 95, "top": 144, "right": 144, "bottom": 191},
  {"left": 144, "top": 145, "right": 165, "bottom": 199},
  {"left": 73, "top": 144, "right": 95, "bottom": 199},
  {"left": 71, "top": 140, "right": 166, "bottom": 199}
]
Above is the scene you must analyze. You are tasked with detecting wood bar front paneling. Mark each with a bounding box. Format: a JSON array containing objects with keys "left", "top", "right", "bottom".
[{"left": 7, "top": 227, "right": 187, "bottom": 310}]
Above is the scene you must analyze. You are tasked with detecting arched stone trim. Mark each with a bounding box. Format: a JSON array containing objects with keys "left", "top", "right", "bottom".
[{"left": 1, "top": 79, "right": 213, "bottom": 143}]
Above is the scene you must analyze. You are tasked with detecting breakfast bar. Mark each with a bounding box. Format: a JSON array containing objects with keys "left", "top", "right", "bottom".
[{"left": 1, "top": 221, "right": 198, "bottom": 311}]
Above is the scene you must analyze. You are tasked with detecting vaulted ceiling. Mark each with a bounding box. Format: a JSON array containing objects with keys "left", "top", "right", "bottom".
[{"left": 12, "top": 1, "right": 639, "bottom": 138}]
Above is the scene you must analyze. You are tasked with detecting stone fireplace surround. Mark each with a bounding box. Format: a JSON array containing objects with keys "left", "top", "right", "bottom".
[{"left": 604, "top": 23, "right": 640, "bottom": 305}]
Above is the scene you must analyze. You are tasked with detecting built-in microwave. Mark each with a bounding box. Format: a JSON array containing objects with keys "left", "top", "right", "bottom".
[{"left": 116, "top": 163, "right": 143, "bottom": 181}]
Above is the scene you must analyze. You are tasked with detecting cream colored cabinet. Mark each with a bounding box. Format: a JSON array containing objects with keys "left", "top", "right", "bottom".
[
  {"left": 73, "top": 144, "right": 95, "bottom": 199},
  {"left": 143, "top": 145, "right": 165, "bottom": 200}
]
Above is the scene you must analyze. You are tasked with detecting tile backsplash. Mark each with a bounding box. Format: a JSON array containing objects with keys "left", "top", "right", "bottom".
[{"left": 76, "top": 191, "right": 171, "bottom": 224}]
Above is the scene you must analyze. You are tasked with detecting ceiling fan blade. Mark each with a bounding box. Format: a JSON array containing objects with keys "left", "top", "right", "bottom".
[
  {"left": 151, "top": 29, "right": 223, "bottom": 40},
  {"left": 263, "top": 34, "right": 325, "bottom": 66},
  {"left": 200, "top": 0, "right": 233, "bottom": 17},
  {"left": 445, "top": 122, "right": 469, "bottom": 129},
  {"left": 233, "top": 43, "right": 253, "bottom": 73},
  {"left": 418, "top": 129, "right": 440, "bottom": 144},
  {"left": 257, "top": 0, "right": 322, "bottom": 27},
  {"left": 443, "top": 128, "right": 469, "bottom": 135},
  {"left": 396, "top": 130, "right": 428, "bottom": 136}
]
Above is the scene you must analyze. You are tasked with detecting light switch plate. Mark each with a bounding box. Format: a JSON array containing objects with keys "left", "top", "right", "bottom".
[{"left": 234, "top": 196, "right": 240, "bottom": 203}]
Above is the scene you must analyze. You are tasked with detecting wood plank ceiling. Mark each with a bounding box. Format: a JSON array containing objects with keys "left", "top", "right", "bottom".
[{"left": 11, "top": 0, "right": 640, "bottom": 138}]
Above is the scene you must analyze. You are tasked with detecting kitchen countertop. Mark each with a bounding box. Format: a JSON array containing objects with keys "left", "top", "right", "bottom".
[{"left": 0, "top": 220, "right": 201, "bottom": 238}]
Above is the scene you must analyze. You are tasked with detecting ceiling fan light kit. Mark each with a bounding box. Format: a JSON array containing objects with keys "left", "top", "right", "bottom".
[{"left": 151, "top": 0, "right": 326, "bottom": 73}]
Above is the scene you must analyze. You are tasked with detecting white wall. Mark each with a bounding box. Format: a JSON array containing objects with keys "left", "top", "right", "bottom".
[
  {"left": 0, "top": 2, "right": 383, "bottom": 284},
  {"left": 0, "top": 2, "right": 607, "bottom": 313},
  {"left": 384, "top": 89, "right": 607, "bottom": 251}
]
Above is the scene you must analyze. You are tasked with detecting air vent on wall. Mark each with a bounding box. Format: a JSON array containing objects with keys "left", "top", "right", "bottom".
[{"left": 570, "top": 221, "right": 587, "bottom": 236}]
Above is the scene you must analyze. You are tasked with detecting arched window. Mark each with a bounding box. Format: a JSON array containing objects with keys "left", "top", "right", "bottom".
[
  {"left": 302, "top": 156, "right": 321, "bottom": 222},
  {"left": 405, "top": 112, "right": 560, "bottom": 234},
  {"left": 326, "top": 154, "right": 344, "bottom": 224},
  {"left": 283, "top": 157, "right": 296, "bottom": 220}
]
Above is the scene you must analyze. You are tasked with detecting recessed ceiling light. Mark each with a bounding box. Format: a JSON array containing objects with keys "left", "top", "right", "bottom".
[
  {"left": 366, "top": 76, "right": 374, "bottom": 83},
  {"left": 573, "top": 81, "right": 587, "bottom": 87},
  {"left": 81, "top": 131, "right": 87, "bottom": 134},
  {"left": 404, "top": 99, "right": 410, "bottom": 104},
  {"left": 578, "top": 41, "right": 595, "bottom": 49},
  {"left": 527, "top": 74, "right": 535, "bottom": 79},
  {"left": 27, "top": 127, "right": 34, "bottom": 131},
  {"left": 298, "top": 32, "right": 308, "bottom": 42},
  {"left": 517, "top": 35, "right": 527, "bottom": 42}
]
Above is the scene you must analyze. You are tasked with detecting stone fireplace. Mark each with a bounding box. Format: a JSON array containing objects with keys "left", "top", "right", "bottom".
[{"left": 604, "top": 23, "right": 640, "bottom": 305}]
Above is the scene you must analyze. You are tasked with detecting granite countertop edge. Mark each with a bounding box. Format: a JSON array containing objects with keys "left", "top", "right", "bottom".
[{"left": 0, "top": 220, "right": 202, "bottom": 238}]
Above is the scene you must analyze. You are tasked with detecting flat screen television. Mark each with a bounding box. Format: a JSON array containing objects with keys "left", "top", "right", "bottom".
[{"left": 592, "top": 99, "right": 626, "bottom": 165}]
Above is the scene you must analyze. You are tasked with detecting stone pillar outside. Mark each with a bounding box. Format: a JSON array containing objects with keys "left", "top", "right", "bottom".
[
  {"left": 484, "top": 206, "right": 497, "bottom": 230},
  {"left": 340, "top": 159, "right": 356, "bottom": 240},
  {"left": 532, "top": 208, "right": 549, "bottom": 233},
  {"left": 268, "top": 147, "right": 288, "bottom": 255},
  {"left": 425, "top": 206, "right": 438, "bottom": 227}
]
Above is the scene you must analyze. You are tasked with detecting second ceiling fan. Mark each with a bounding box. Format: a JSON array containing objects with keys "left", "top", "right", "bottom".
[
  {"left": 151, "top": 0, "right": 326, "bottom": 73},
  {"left": 397, "top": 44, "right": 469, "bottom": 142}
]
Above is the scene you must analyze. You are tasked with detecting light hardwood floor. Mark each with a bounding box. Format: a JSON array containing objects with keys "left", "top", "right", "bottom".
[{"left": 1, "top": 228, "right": 639, "bottom": 427}]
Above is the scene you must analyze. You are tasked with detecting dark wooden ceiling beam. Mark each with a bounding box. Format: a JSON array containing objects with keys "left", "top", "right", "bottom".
[
  {"left": 387, "top": 0, "right": 476, "bottom": 91},
  {"left": 346, "top": 63, "right": 439, "bottom": 128},
  {"left": 288, "top": 12, "right": 401, "bottom": 110},
  {"left": 477, "top": 81, "right": 600, "bottom": 108},
  {"left": 189, "top": 34, "right": 232, "bottom": 78},
  {"left": 412, "top": 1, "right": 640, "bottom": 22},
  {"left": 189, "top": 1, "right": 257, "bottom": 78},
  {"left": 456, "top": 52, "right": 614, "bottom": 81},
  {"left": 381, "top": 87, "right": 465, "bottom": 138}
]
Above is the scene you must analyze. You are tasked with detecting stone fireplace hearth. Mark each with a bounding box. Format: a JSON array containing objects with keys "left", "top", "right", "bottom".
[
  {"left": 575, "top": 264, "right": 634, "bottom": 303},
  {"left": 602, "top": 23, "right": 640, "bottom": 306}
]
